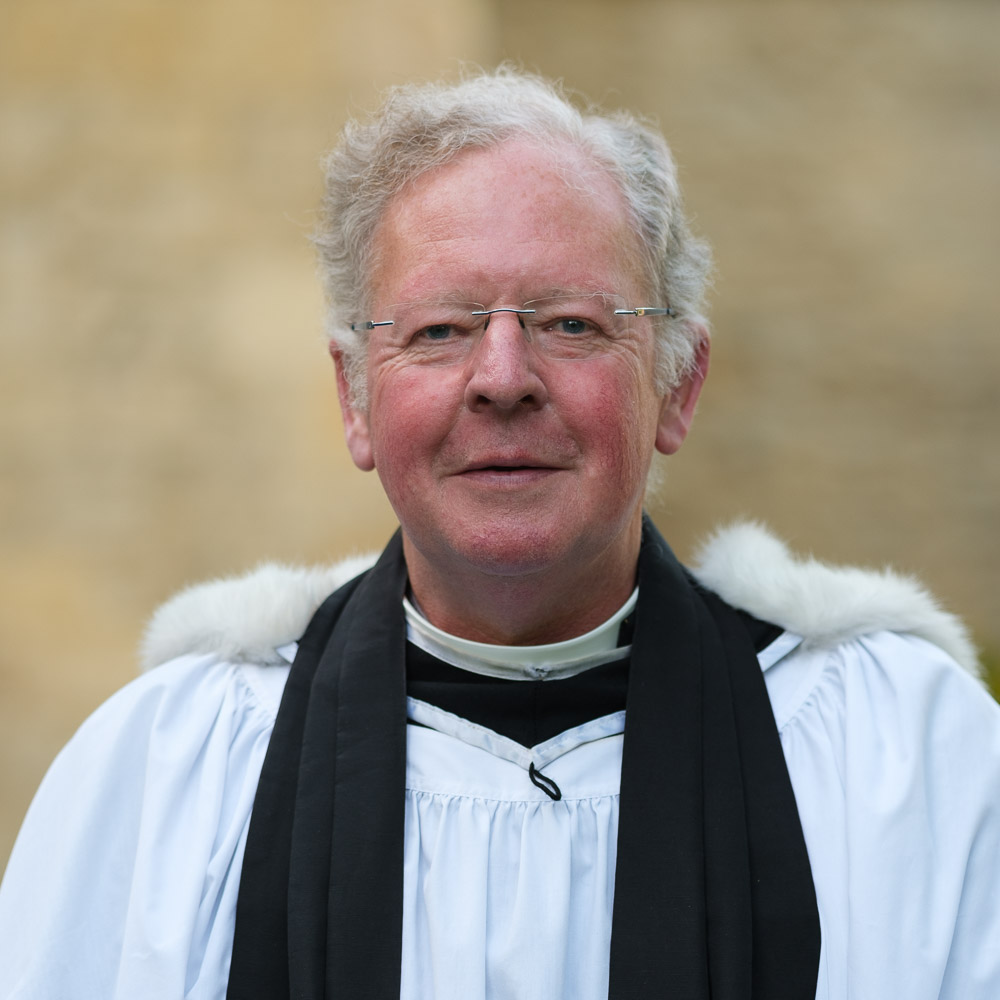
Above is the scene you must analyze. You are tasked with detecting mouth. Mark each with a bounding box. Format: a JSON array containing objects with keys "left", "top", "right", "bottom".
[
  {"left": 462, "top": 455, "right": 557, "bottom": 472},
  {"left": 468, "top": 462, "right": 547, "bottom": 472},
  {"left": 457, "top": 459, "right": 562, "bottom": 484}
]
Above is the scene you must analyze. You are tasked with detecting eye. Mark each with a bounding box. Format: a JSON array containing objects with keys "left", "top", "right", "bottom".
[
  {"left": 552, "top": 317, "right": 593, "bottom": 336},
  {"left": 421, "top": 323, "right": 457, "bottom": 342},
  {"left": 527, "top": 296, "right": 610, "bottom": 339}
]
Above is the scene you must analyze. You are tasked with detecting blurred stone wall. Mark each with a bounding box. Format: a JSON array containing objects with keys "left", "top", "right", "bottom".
[{"left": 2, "top": 0, "right": 997, "bottom": 867}]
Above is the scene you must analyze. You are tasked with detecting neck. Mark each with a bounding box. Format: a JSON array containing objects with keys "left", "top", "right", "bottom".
[{"left": 401, "top": 524, "right": 642, "bottom": 645}]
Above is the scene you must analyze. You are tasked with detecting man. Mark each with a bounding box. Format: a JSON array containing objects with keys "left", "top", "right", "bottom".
[{"left": 1, "top": 68, "right": 998, "bottom": 1000}]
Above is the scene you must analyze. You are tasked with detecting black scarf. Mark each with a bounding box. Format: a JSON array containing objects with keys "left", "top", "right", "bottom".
[{"left": 227, "top": 520, "right": 820, "bottom": 998}]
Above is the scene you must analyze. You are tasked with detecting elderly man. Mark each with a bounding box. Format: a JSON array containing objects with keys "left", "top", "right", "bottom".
[{"left": 2, "top": 69, "right": 999, "bottom": 1000}]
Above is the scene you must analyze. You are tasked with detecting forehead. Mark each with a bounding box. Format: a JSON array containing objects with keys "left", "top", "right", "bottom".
[{"left": 370, "top": 138, "right": 644, "bottom": 305}]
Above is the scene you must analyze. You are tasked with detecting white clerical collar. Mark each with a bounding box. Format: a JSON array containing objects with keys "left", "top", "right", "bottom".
[{"left": 402, "top": 587, "right": 638, "bottom": 681}]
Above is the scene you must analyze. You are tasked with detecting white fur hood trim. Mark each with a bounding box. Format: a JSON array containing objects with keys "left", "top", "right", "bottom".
[
  {"left": 140, "top": 555, "right": 377, "bottom": 671},
  {"left": 140, "top": 524, "right": 979, "bottom": 677},
  {"left": 693, "top": 522, "right": 978, "bottom": 676}
]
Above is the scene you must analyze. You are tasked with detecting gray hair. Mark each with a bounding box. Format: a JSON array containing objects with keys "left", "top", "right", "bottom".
[{"left": 315, "top": 66, "right": 712, "bottom": 406}]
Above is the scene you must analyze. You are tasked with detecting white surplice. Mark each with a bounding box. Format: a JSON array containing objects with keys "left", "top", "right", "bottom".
[{"left": 2, "top": 525, "right": 998, "bottom": 999}]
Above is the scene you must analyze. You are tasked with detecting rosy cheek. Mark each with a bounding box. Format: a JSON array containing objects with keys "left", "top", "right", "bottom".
[{"left": 368, "top": 371, "right": 453, "bottom": 470}]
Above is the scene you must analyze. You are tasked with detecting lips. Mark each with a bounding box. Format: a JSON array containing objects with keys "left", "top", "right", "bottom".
[
  {"left": 444, "top": 437, "right": 579, "bottom": 478},
  {"left": 460, "top": 456, "right": 559, "bottom": 473},
  {"left": 452, "top": 456, "right": 565, "bottom": 489},
  {"left": 459, "top": 467, "right": 557, "bottom": 489}
]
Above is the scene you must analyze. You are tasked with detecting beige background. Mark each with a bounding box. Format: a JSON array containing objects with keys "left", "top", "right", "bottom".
[{"left": 2, "top": 0, "right": 998, "bottom": 869}]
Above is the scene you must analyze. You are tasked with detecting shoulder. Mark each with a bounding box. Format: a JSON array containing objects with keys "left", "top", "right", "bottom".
[
  {"left": 690, "top": 521, "right": 1000, "bottom": 773},
  {"left": 6, "top": 651, "right": 286, "bottom": 865},
  {"left": 690, "top": 520, "right": 979, "bottom": 676},
  {"left": 0, "top": 651, "right": 287, "bottom": 997},
  {"left": 140, "top": 553, "right": 378, "bottom": 670},
  {"left": 686, "top": 520, "right": 997, "bottom": 783},
  {"left": 774, "top": 630, "right": 1000, "bottom": 997}
]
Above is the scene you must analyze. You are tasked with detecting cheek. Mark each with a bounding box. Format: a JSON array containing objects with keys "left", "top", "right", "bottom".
[
  {"left": 576, "top": 366, "right": 660, "bottom": 478},
  {"left": 367, "top": 370, "right": 453, "bottom": 473}
]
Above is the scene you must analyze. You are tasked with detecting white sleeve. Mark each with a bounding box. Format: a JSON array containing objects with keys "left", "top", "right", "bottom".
[
  {"left": 767, "top": 631, "right": 1000, "bottom": 1000},
  {"left": 0, "top": 654, "right": 285, "bottom": 1000}
]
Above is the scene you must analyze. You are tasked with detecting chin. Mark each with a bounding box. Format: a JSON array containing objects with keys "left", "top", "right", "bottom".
[{"left": 440, "top": 516, "right": 606, "bottom": 580}]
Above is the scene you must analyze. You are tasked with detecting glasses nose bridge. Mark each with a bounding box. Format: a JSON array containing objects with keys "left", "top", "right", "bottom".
[
  {"left": 467, "top": 306, "right": 541, "bottom": 376},
  {"left": 474, "top": 306, "right": 534, "bottom": 334}
]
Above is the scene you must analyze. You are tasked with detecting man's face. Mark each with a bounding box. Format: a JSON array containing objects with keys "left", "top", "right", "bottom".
[{"left": 337, "top": 139, "right": 704, "bottom": 609}]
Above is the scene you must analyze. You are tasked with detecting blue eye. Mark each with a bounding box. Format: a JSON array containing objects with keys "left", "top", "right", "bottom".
[
  {"left": 554, "top": 318, "right": 591, "bottom": 335},
  {"left": 422, "top": 324, "right": 455, "bottom": 341}
]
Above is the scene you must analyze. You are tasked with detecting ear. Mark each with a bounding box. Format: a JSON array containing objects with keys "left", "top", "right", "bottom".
[
  {"left": 331, "top": 346, "right": 375, "bottom": 472},
  {"left": 655, "top": 326, "right": 710, "bottom": 456}
]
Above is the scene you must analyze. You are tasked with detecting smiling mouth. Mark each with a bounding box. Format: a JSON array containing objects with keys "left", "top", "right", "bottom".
[
  {"left": 475, "top": 463, "right": 545, "bottom": 472},
  {"left": 463, "top": 458, "right": 555, "bottom": 472},
  {"left": 459, "top": 462, "right": 559, "bottom": 481}
]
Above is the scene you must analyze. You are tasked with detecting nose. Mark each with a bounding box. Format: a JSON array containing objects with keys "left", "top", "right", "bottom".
[{"left": 463, "top": 311, "right": 549, "bottom": 412}]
